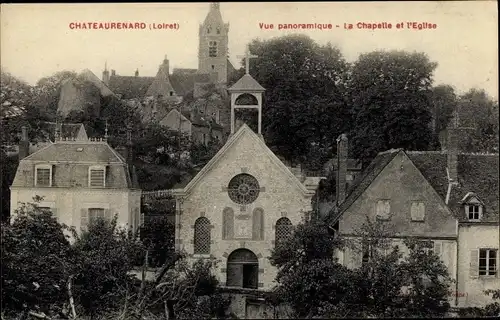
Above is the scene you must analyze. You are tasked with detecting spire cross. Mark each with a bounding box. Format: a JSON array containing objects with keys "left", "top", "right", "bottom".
[{"left": 237, "top": 46, "right": 258, "bottom": 75}]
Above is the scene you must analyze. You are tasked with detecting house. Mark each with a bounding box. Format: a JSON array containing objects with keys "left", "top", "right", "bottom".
[
  {"left": 10, "top": 126, "right": 142, "bottom": 233},
  {"left": 326, "top": 127, "right": 499, "bottom": 309}
]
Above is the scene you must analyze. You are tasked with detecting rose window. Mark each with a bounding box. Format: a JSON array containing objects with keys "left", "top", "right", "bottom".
[{"left": 227, "top": 174, "right": 260, "bottom": 205}]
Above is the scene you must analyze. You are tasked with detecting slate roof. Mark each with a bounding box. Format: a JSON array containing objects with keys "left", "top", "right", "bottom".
[
  {"left": 146, "top": 61, "right": 177, "bottom": 97},
  {"left": 12, "top": 141, "right": 140, "bottom": 189},
  {"left": 327, "top": 149, "right": 499, "bottom": 224},
  {"left": 22, "top": 141, "right": 124, "bottom": 163}
]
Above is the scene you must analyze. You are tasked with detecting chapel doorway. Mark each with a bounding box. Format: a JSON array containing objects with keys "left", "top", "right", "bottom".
[{"left": 226, "top": 248, "right": 259, "bottom": 289}]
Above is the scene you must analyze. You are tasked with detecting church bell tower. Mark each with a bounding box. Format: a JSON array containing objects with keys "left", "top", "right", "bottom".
[
  {"left": 228, "top": 46, "right": 265, "bottom": 136},
  {"left": 198, "top": 2, "right": 229, "bottom": 84}
]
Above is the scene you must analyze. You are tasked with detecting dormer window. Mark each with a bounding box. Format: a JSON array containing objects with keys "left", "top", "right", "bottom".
[
  {"left": 467, "top": 204, "right": 482, "bottom": 221},
  {"left": 89, "top": 166, "right": 106, "bottom": 187},
  {"left": 35, "top": 164, "right": 52, "bottom": 187},
  {"left": 462, "top": 192, "right": 484, "bottom": 221}
]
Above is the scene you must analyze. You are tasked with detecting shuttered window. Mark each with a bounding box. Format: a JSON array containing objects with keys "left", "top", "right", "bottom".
[
  {"left": 376, "top": 200, "right": 391, "bottom": 220},
  {"left": 411, "top": 201, "right": 426, "bottom": 221},
  {"left": 208, "top": 41, "right": 218, "bottom": 57},
  {"left": 89, "top": 167, "right": 105, "bottom": 187},
  {"left": 80, "top": 208, "right": 111, "bottom": 229},
  {"left": 36, "top": 166, "right": 52, "bottom": 186}
]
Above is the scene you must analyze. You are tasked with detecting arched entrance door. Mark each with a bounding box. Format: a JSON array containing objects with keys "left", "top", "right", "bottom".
[{"left": 226, "top": 248, "right": 258, "bottom": 289}]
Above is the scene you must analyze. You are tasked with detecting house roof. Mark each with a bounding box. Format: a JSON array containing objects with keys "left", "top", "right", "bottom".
[
  {"left": 79, "top": 69, "right": 116, "bottom": 97},
  {"left": 12, "top": 140, "right": 140, "bottom": 189},
  {"left": 108, "top": 75, "right": 155, "bottom": 99},
  {"left": 176, "top": 124, "right": 314, "bottom": 197},
  {"left": 327, "top": 149, "right": 499, "bottom": 224},
  {"left": 326, "top": 149, "right": 400, "bottom": 224},
  {"left": 22, "top": 140, "right": 125, "bottom": 163},
  {"left": 146, "top": 60, "right": 177, "bottom": 97},
  {"left": 108, "top": 73, "right": 196, "bottom": 99},
  {"left": 407, "top": 151, "right": 499, "bottom": 223},
  {"left": 228, "top": 74, "right": 265, "bottom": 92}
]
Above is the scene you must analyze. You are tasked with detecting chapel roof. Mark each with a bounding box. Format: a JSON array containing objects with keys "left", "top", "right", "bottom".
[
  {"left": 228, "top": 74, "right": 265, "bottom": 92},
  {"left": 327, "top": 149, "right": 499, "bottom": 224}
]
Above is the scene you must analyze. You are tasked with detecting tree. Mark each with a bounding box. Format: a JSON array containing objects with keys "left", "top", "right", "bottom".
[
  {"left": 348, "top": 50, "right": 438, "bottom": 165},
  {"left": 34, "top": 70, "right": 78, "bottom": 116},
  {"left": 239, "top": 35, "right": 350, "bottom": 163},
  {"left": 347, "top": 217, "right": 453, "bottom": 318},
  {"left": 269, "top": 218, "right": 352, "bottom": 318},
  {"left": 456, "top": 88, "right": 499, "bottom": 153},
  {"left": 1, "top": 198, "right": 74, "bottom": 318},
  {"left": 71, "top": 216, "right": 142, "bottom": 318}
]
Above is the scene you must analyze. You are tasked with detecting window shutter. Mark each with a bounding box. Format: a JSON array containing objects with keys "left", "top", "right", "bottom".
[
  {"left": 51, "top": 208, "right": 58, "bottom": 222},
  {"left": 105, "top": 209, "right": 112, "bottom": 221},
  {"left": 470, "top": 249, "right": 480, "bottom": 278},
  {"left": 51, "top": 164, "right": 55, "bottom": 186},
  {"left": 81, "top": 208, "right": 88, "bottom": 229},
  {"left": 434, "top": 241, "right": 442, "bottom": 260}
]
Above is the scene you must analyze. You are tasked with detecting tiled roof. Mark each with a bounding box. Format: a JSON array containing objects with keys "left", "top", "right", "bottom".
[
  {"left": 108, "top": 73, "right": 196, "bottom": 99},
  {"left": 327, "top": 149, "right": 499, "bottom": 224},
  {"left": 108, "top": 75, "right": 155, "bottom": 99},
  {"left": 146, "top": 61, "right": 177, "bottom": 97},
  {"left": 228, "top": 74, "right": 265, "bottom": 92},
  {"left": 407, "top": 151, "right": 499, "bottom": 222},
  {"left": 170, "top": 73, "right": 196, "bottom": 96}
]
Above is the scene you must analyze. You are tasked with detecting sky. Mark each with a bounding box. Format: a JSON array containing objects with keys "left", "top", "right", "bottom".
[{"left": 1, "top": 1, "right": 498, "bottom": 99}]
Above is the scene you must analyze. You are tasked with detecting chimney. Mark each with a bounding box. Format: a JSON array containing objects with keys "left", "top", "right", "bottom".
[
  {"left": 447, "top": 128, "right": 458, "bottom": 183},
  {"left": 126, "top": 127, "right": 133, "bottom": 164},
  {"left": 18, "top": 126, "right": 30, "bottom": 161},
  {"left": 135, "top": 68, "right": 139, "bottom": 77},
  {"left": 336, "top": 134, "right": 348, "bottom": 205},
  {"left": 111, "top": 69, "right": 116, "bottom": 77}
]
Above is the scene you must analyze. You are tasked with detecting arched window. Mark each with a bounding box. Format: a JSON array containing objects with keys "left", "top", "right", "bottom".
[
  {"left": 194, "top": 217, "right": 211, "bottom": 254},
  {"left": 275, "top": 217, "right": 292, "bottom": 249},
  {"left": 252, "top": 208, "right": 264, "bottom": 240},
  {"left": 222, "top": 208, "right": 234, "bottom": 239}
]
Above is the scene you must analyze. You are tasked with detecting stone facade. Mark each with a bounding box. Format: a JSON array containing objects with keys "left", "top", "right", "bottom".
[{"left": 174, "top": 124, "right": 319, "bottom": 290}]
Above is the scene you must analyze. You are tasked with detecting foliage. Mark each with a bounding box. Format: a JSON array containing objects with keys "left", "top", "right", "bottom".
[
  {"left": 457, "top": 88, "right": 499, "bottom": 153},
  {"left": 242, "top": 35, "right": 351, "bottom": 163},
  {"left": 269, "top": 218, "right": 348, "bottom": 318},
  {"left": 1, "top": 152, "right": 18, "bottom": 221},
  {"left": 1, "top": 197, "right": 74, "bottom": 317},
  {"left": 348, "top": 50, "right": 438, "bottom": 165},
  {"left": 139, "top": 214, "right": 176, "bottom": 268},
  {"left": 70, "top": 216, "right": 142, "bottom": 317}
]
